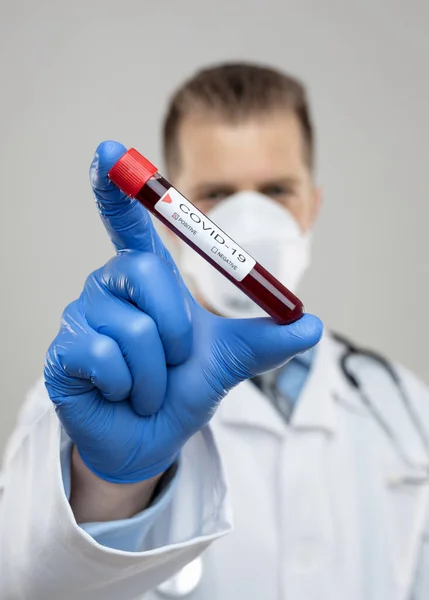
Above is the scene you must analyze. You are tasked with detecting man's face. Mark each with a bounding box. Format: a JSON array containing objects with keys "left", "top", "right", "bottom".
[{"left": 170, "top": 110, "right": 320, "bottom": 232}]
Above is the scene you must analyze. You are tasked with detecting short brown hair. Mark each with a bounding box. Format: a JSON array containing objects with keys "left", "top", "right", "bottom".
[{"left": 162, "top": 62, "right": 315, "bottom": 174}]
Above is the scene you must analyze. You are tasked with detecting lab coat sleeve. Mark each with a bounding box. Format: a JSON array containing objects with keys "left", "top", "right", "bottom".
[
  {"left": 60, "top": 437, "right": 181, "bottom": 552},
  {"left": 0, "top": 380, "right": 232, "bottom": 600}
]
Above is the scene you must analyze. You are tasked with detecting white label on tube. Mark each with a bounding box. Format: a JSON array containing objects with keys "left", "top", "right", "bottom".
[{"left": 155, "top": 187, "right": 255, "bottom": 282}]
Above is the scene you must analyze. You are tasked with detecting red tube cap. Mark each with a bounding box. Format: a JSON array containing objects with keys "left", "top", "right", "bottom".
[{"left": 108, "top": 148, "right": 158, "bottom": 198}]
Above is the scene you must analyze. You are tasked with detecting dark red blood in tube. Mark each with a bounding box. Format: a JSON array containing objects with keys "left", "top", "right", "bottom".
[{"left": 108, "top": 148, "right": 304, "bottom": 325}]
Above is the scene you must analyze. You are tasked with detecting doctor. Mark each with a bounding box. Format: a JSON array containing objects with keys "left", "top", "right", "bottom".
[{"left": 2, "top": 63, "right": 429, "bottom": 599}]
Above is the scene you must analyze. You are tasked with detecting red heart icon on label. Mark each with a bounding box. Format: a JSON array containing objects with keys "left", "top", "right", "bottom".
[{"left": 162, "top": 194, "right": 172, "bottom": 203}]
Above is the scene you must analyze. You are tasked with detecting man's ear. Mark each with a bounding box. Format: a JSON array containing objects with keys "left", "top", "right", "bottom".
[{"left": 310, "top": 187, "right": 322, "bottom": 227}]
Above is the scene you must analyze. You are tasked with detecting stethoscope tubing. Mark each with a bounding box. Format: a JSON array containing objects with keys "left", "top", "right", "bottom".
[{"left": 334, "top": 333, "right": 429, "bottom": 471}]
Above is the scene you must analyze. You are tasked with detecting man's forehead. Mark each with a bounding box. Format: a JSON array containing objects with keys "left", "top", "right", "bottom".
[{"left": 176, "top": 111, "right": 307, "bottom": 183}]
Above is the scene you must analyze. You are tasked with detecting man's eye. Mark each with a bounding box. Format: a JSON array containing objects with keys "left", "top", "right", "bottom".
[
  {"left": 204, "top": 190, "right": 229, "bottom": 201},
  {"left": 262, "top": 185, "right": 294, "bottom": 199}
]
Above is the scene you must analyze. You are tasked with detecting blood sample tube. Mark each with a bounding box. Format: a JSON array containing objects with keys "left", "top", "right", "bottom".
[{"left": 108, "top": 148, "right": 304, "bottom": 325}]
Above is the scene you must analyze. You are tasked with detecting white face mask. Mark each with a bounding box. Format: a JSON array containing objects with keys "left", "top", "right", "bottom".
[{"left": 179, "top": 191, "right": 312, "bottom": 318}]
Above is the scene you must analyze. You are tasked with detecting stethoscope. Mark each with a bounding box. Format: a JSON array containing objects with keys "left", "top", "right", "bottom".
[
  {"left": 332, "top": 332, "right": 429, "bottom": 472},
  {"left": 156, "top": 334, "right": 429, "bottom": 597}
]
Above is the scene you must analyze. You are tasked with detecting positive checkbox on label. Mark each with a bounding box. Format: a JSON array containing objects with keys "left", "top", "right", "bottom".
[
  {"left": 211, "top": 246, "right": 219, "bottom": 254},
  {"left": 173, "top": 213, "right": 179, "bottom": 220}
]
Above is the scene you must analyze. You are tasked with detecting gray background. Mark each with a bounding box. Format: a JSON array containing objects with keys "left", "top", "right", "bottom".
[{"left": 0, "top": 0, "right": 428, "bottom": 456}]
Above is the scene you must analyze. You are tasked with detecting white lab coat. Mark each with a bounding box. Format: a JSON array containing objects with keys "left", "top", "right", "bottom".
[{"left": 1, "top": 332, "right": 429, "bottom": 600}]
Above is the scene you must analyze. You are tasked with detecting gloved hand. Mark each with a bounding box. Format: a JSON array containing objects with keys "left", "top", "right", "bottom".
[{"left": 44, "top": 141, "right": 323, "bottom": 483}]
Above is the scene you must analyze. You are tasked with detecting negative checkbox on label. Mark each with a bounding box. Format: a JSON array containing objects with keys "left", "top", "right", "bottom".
[{"left": 211, "top": 246, "right": 219, "bottom": 254}]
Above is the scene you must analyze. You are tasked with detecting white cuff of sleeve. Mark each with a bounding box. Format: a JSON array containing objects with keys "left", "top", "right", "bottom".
[{"left": 60, "top": 438, "right": 180, "bottom": 552}]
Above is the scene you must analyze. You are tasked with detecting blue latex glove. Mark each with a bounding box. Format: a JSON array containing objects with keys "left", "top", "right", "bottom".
[{"left": 44, "top": 141, "right": 323, "bottom": 483}]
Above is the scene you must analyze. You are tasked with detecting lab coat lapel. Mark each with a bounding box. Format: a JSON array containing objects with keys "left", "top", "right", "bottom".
[
  {"left": 278, "top": 333, "right": 345, "bottom": 599},
  {"left": 218, "top": 332, "right": 341, "bottom": 437},
  {"left": 290, "top": 333, "right": 343, "bottom": 433},
  {"left": 218, "top": 375, "right": 287, "bottom": 438}
]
